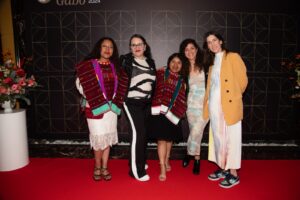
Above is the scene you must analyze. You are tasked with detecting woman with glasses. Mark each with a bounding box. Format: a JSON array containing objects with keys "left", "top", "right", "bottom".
[{"left": 120, "top": 34, "right": 156, "bottom": 182}]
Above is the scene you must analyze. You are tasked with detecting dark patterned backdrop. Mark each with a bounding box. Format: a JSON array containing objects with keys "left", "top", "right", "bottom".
[{"left": 14, "top": 0, "right": 299, "bottom": 142}]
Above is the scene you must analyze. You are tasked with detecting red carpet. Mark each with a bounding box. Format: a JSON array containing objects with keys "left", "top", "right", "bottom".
[{"left": 0, "top": 159, "right": 299, "bottom": 200}]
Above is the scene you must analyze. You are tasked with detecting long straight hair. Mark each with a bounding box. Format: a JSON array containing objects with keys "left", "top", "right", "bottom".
[{"left": 202, "top": 31, "right": 229, "bottom": 68}]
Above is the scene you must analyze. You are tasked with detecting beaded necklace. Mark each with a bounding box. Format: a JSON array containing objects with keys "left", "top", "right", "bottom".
[{"left": 92, "top": 59, "right": 118, "bottom": 101}]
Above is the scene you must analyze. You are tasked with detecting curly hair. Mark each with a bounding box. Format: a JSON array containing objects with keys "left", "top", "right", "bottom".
[{"left": 179, "top": 38, "right": 204, "bottom": 72}]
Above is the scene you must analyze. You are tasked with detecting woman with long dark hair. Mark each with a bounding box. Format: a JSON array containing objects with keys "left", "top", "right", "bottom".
[
  {"left": 179, "top": 38, "right": 208, "bottom": 175},
  {"left": 149, "top": 53, "right": 188, "bottom": 181},
  {"left": 202, "top": 31, "right": 248, "bottom": 188},
  {"left": 75, "top": 37, "right": 127, "bottom": 181}
]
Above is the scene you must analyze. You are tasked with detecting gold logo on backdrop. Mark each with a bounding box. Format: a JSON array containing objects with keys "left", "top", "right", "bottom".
[
  {"left": 38, "top": 0, "right": 51, "bottom": 4},
  {"left": 38, "top": 0, "right": 101, "bottom": 5},
  {"left": 56, "top": 0, "right": 101, "bottom": 6},
  {"left": 56, "top": 0, "right": 86, "bottom": 5}
]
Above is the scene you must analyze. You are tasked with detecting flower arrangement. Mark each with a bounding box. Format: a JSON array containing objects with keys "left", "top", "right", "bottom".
[
  {"left": 282, "top": 53, "right": 300, "bottom": 100},
  {"left": 0, "top": 51, "right": 38, "bottom": 105}
]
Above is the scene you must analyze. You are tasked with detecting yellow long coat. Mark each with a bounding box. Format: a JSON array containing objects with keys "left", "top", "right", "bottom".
[{"left": 203, "top": 52, "right": 248, "bottom": 125}]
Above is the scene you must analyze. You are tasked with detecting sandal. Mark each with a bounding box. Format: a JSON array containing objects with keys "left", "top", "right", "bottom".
[
  {"left": 166, "top": 157, "right": 171, "bottom": 172},
  {"left": 166, "top": 162, "right": 171, "bottom": 172},
  {"left": 159, "top": 164, "right": 167, "bottom": 181},
  {"left": 93, "top": 167, "right": 102, "bottom": 181},
  {"left": 101, "top": 167, "right": 112, "bottom": 181}
]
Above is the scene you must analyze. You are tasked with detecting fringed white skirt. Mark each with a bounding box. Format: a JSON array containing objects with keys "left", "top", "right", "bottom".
[{"left": 87, "top": 111, "right": 118, "bottom": 151}]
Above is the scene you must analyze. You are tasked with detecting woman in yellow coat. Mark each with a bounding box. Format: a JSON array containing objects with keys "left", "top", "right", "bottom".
[{"left": 202, "top": 31, "right": 248, "bottom": 189}]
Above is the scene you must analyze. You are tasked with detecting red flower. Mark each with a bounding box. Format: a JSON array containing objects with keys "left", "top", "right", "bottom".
[
  {"left": 27, "top": 77, "right": 37, "bottom": 87},
  {"left": 0, "top": 86, "right": 8, "bottom": 94},
  {"left": 1, "top": 52, "right": 38, "bottom": 104},
  {"left": 11, "top": 84, "right": 19, "bottom": 91},
  {"left": 3, "top": 77, "right": 13, "bottom": 85},
  {"left": 16, "top": 68, "right": 26, "bottom": 77},
  {"left": 18, "top": 78, "right": 27, "bottom": 86}
]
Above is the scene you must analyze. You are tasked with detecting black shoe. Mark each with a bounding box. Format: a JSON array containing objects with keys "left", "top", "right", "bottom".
[
  {"left": 193, "top": 159, "right": 200, "bottom": 175},
  {"left": 182, "top": 155, "right": 190, "bottom": 168}
]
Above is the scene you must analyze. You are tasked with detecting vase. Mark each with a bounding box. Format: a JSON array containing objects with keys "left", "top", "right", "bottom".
[
  {"left": 1, "top": 100, "right": 15, "bottom": 113},
  {"left": 0, "top": 109, "right": 29, "bottom": 171}
]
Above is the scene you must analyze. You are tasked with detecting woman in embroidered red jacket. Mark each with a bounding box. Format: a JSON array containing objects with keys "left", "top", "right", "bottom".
[
  {"left": 75, "top": 37, "right": 127, "bottom": 181},
  {"left": 149, "top": 53, "right": 188, "bottom": 181}
]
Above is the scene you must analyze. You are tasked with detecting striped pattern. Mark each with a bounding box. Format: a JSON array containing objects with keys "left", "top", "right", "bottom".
[{"left": 127, "top": 58, "right": 156, "bottom": 99}]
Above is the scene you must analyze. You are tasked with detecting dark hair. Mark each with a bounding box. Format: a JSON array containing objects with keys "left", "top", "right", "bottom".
[
  {"left": 84, "top": 37, "right": 120, "bottom": 68},
  {"left": 129, "top": 34, "right": 153, "bottom": 59},
  {"left": 202, "top": 31, "right": 229, "bottom": 68},
  {"left": 167, "top": 53, "right": 189, "bottom": 82},
  {"left": 179, "top": 38, "right": 204, "bottom": 72}
]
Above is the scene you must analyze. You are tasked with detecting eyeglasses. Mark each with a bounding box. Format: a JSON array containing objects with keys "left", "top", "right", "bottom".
[{"left": 130, "top": 43, "right": 144, "bottom": 48}]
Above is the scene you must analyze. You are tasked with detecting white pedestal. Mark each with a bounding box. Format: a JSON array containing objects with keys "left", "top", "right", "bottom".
[{"left": 0, "top": 109, "right": 29, "bottom": 171}]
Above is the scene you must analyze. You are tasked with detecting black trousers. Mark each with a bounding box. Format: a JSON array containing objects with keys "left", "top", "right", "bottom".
[{"left": 123, "top": 99, "right": 150, "bottom": 179}]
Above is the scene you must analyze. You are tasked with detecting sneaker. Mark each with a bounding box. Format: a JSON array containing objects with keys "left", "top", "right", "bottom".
[
  {"left": 219, "top": 174, "right": 240, "bottom": 188},
  {"left": 137, "top": 174, "right": 150, "bottom": 182},
  {"left": 129, "top": 171, "right": 150, "bottom": 182},
  {"left": 208, "top": 169, "right": 229, "bottom": 181}
]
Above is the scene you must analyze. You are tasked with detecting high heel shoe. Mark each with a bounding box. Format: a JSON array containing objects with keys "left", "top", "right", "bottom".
[
  {"left": 159, "top": 164, "right": 167, "bottom": 181},
  {"left": 166, "top": 158, "right": 171, "bottom": 172},
  {"left": 101, "top": 167, "right": 112, "bottom": 181},
  {"left": 182, "top": 155, "right": 190, "bottom": 168},
  {"left": 93, "top": 167, "right": 102, "bottom": 181},
  {"left": 193, "top": 159, "right": 200, "bottom": 175}
]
